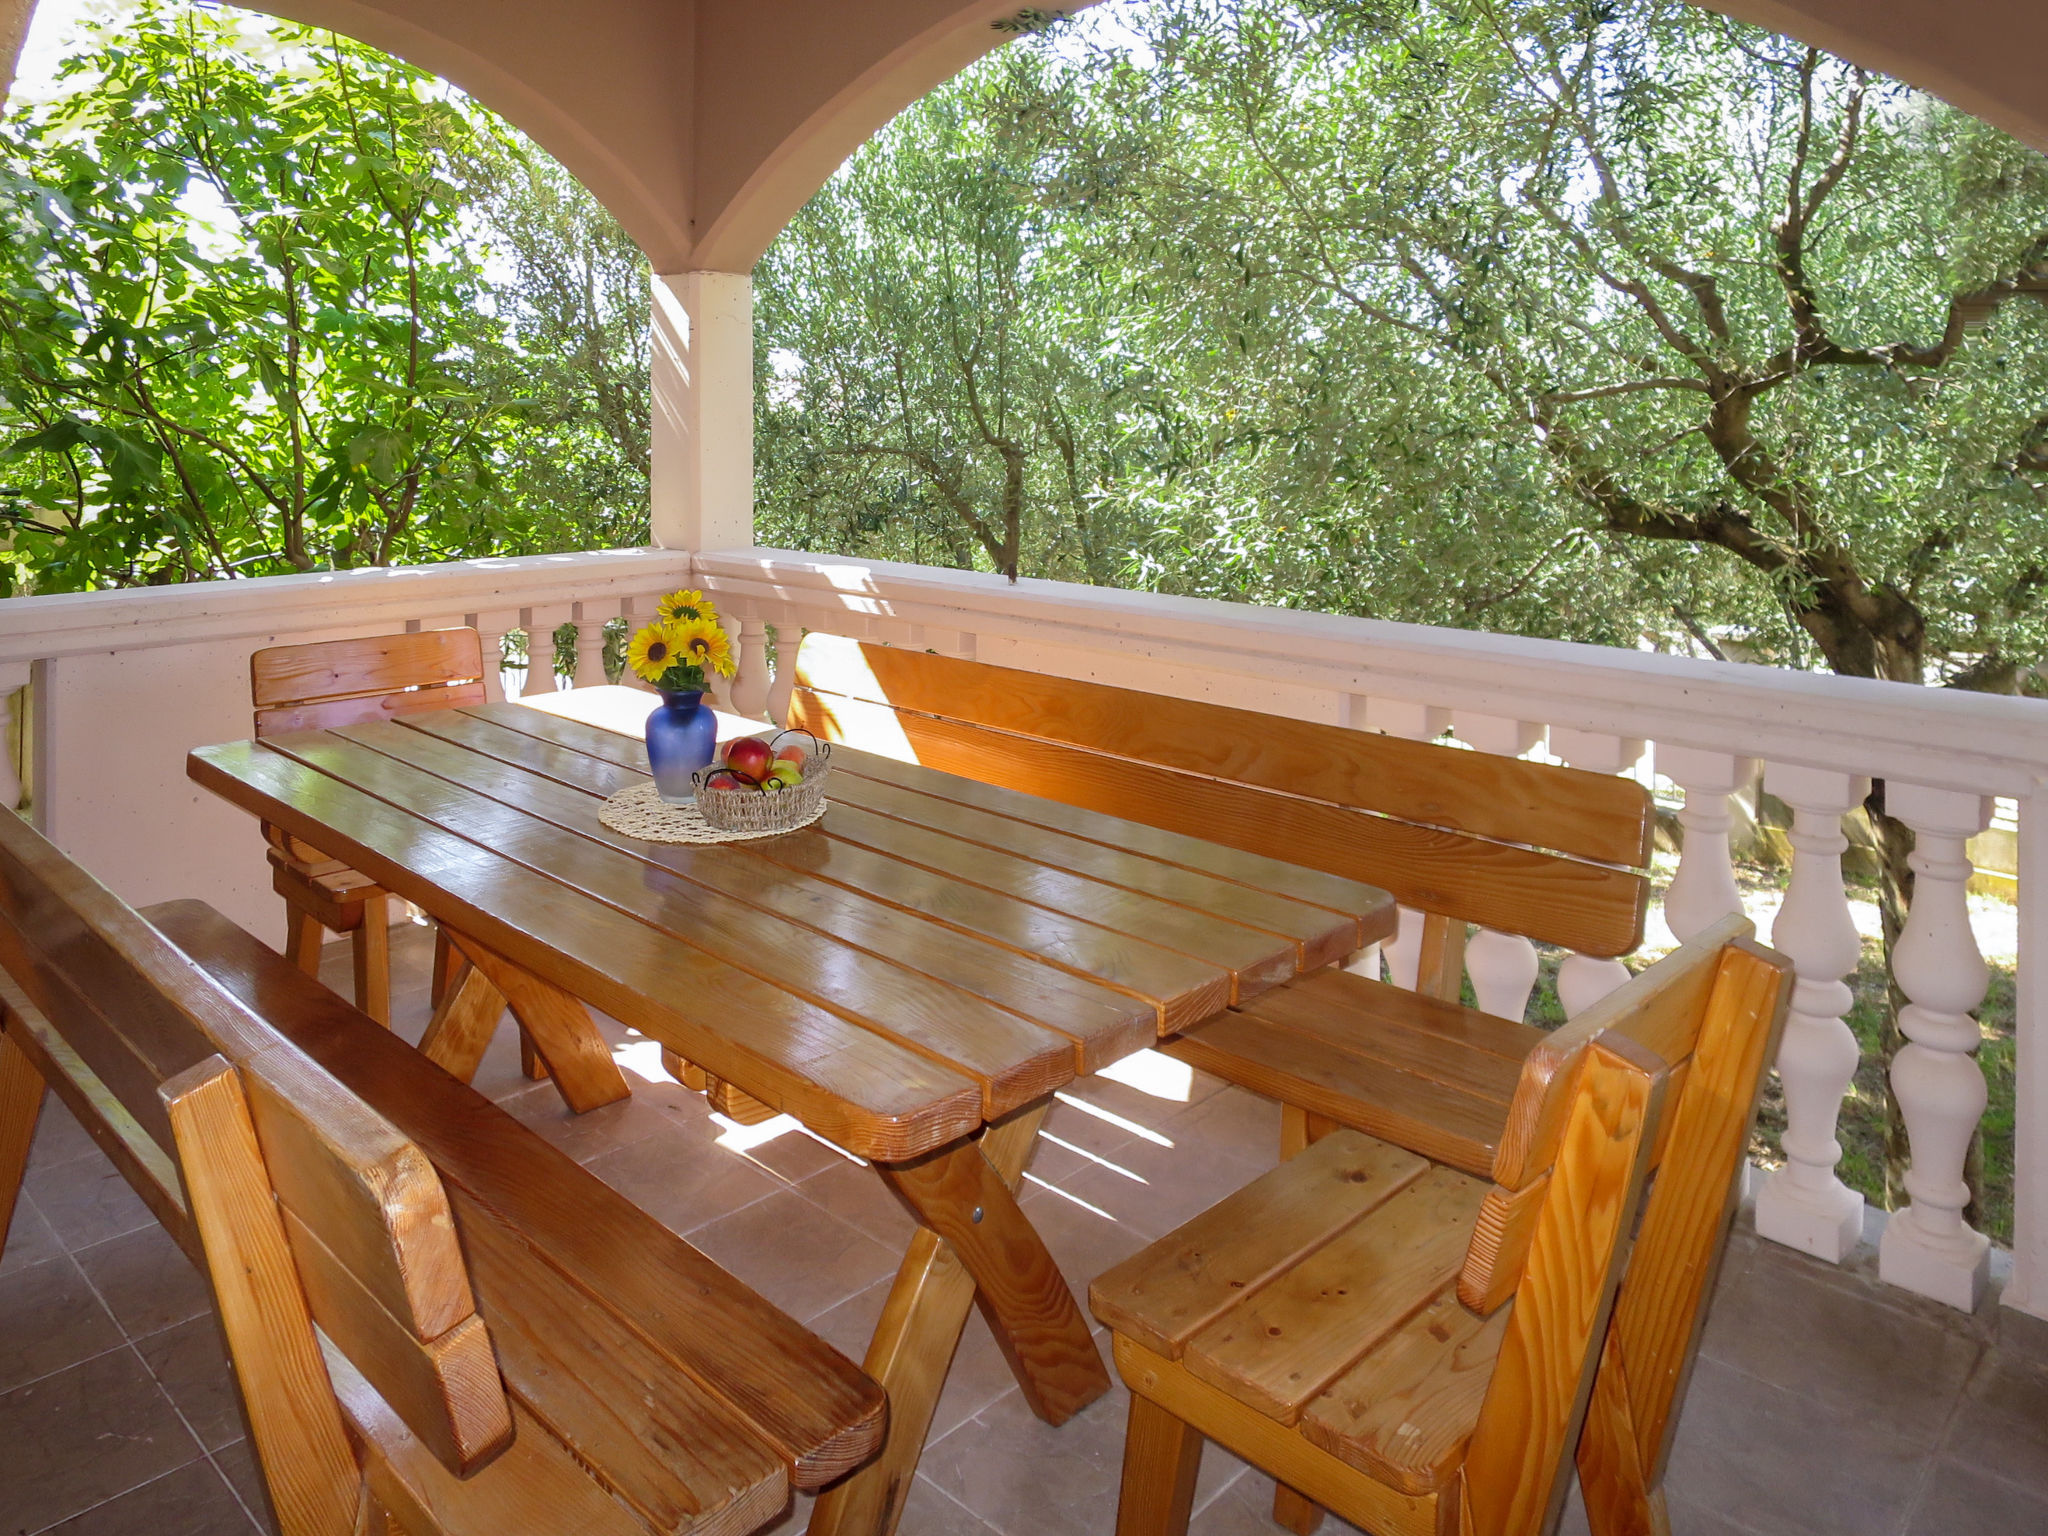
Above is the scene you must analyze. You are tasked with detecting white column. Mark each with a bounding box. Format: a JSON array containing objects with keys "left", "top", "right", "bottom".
[
  {"left": 1550, "top": 728, "right": 1646, "bottom": 1015},
  {"left": 730, "top": 615, "right": 772, "bottom": 721},
  {"left": 468, "top": 609, "right": 518, "bottom": 703},
  {"left": 1880, "top": 783, "right": 1996, "bottom": 1311},
  {"left": 1755, "top": 764, "right": 1870, "bottom": 1263},
  {"left": 650, "top": 271, "right": 754, "bottom": 552},
  {"left": 766, "top": 618, "right": 801, "bottom": 729},
  {"left": 2007, "top": 790, "right": 2048, "bottom": 1322},
  {"left": 520, "top": 604, "right": 571, "bottom": 696},
  {"left": 1658, "top": 746, "right": 1753, "bottom": 942},
  {"left": 1455, "top": 712, "right": 1545, "bottom": 1019},
  {"left": 1354, "top": 696, "right": 1449, "bottom": 989},
  {"left": 0, "top": 663, "right": 28, "bottom": 815},
  {"left": 571, "top": 600, "right": 614, "bottom": 688}
]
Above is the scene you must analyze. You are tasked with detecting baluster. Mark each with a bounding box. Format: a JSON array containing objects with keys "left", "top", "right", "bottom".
[
  {"left": 1356, "top": 697, "right": 1449, "bottom": 989},
  {"left": 0, "top": 665, "right": 27, "bottom": 815},
  {"left": 1550, "top": 728, "right": 1645, "bottom": 1016},
  {"left": 519, "top": 605, "right": 570, "bottom": 696},
  {"left": 571, "top": 600, "right": 614, "bottom": 688},
  {"left": 1658, "top": 746, "right": 1753, "bottom": 940},
  {"left": 1754, "top": 765, "right": 1870, "bottom": 1263},
  {"left": 1879, "top": 784, "right": 1995, "bottom": 1310},
  {"left": 467, "top": 609, "right": 518, "bottom": 703},
  {"left": 1453, "top": 712, "right": 1546, "bottom": 1018},
  {"left": 730, "top": 615, "right": 772, "bottom": 721}
]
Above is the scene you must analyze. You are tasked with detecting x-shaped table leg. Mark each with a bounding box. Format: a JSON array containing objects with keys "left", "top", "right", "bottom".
[{"left": 808, "top": 1099, "right": 1111, "bottom": 1536}]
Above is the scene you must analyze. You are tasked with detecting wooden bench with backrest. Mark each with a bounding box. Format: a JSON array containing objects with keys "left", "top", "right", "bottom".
[
  {"left": 251, "top": 627, "right": 491, "bottom": 1027},
  {"left": 787, "top": 633, "right": 1655, "bottom": 1176},
  {"left": 1089, "top": 914, "right": 1790, "bottom": 1536},
  {"left": 0, "top": 808, "right": 885, "bottom": 1536}
]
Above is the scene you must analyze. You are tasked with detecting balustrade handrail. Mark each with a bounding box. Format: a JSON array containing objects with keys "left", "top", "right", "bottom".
[
  {"left": 696, "top": 547, "right": 2048, "bottom": 798},
  {"left": 0, "top": 547, "right": 696, "bottom": 665}
]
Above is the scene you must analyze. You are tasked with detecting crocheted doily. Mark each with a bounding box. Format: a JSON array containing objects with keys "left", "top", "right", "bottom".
[{"left": 598, "top": 779, "right": 827, "bottom": 844}]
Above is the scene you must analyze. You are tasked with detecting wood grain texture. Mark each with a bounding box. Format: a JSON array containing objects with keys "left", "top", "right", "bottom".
[
  {"left": 347, "top": 718, "right": 1154, "bottom": 1074},
  {"left": 163, "top": 1057, "right": 362, "bottom": 1536},
  {"left": 809, "top": 1103, "right": 1049, "bottom": 1536},
  {"left": 1456, "top": 1174, "right": 1550, "bottom": 1315},
  {"left": 189, "top": 742, "right": 982, "bottom": 1160},
  {"left": 792, "top": 688, "right": 1646, "bottom": 958},
  {"left": 1271, "top": 1484, "right": 1325, "bottom": 1536},
  {"left": 827, "top": 744, "right": 1394, "bottom": 939},
  {"left": 793, "top": 635, "right": 1653, "bottom": 868},
  {"left": 252, "top": 629, "right": 485, "bottom": 710},
  {"left": 150, "top": 897, "right": 888, "bottom": 1491},
  {"left": 0, "top": 1013, "right": 44, "bottom": 1256},
  {"left": 1228, "top": 985, "right": 1527, "bottom": 1106},
  {"left": 881, "top": 1131, "right": 1109, "bottom": 1426},
  {"left": 1164, "top": 1012, "right": 1509, "bottom": 1180},
  {"left": 415, "top": 961, "right": 506, "bottom": 1085},
  {"left": 1576, "top": 1335, "right": 1672, "bottom": 1536},
  {"left": 1462, "top": 1037, "right": 1664, "bottom": 1536},
  {"left": 1115, "top": 1393, "right": 1207, "bottom": 1536},
  {"left": 1113, "top": 1336, "right": 1442, "bottom": 1536},
  {"left": 279, "top": 1205, "right": 512, "bottom": 1477},
  {"left": 1298, "top": 1288, "right": 1509, "bottom": 1495},
  {"left": 1183, "top": 1168, "right": 1485, "bottom": 1425},
  {"left": 257, "top": 683, "right": 490, "bottom": 738},
  {"left": 446, "top": 933, "right": 631, "bottom": 1114},
  {"left": 705, "top": 1075, "right": 780, "bottom": 1125},
  {"left": 1600, "top": 939, "right": 1791, "bottom": 1493},
  {"left": 1089, "top": 1130, "right": 1428, "bottom": 1359},
  {"left": 1413, "top": 915, "right": 1468, "bottom": 1005}
]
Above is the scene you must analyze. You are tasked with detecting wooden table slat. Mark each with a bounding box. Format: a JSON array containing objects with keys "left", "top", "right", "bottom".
[{"left": 190, "top": 741, "right": 983, "bottom": 1159}]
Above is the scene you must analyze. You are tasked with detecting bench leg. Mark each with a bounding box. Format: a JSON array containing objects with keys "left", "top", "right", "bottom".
[
  {"left": 1272, "top": 1482, "right": 1325, "bottom": 1534},
  {"left": 351, "top": 895, "right": 392, "bottom": 1028},
  {"left": 417, "top": 963, "right": 507, "bottom": 1083},
  {"left": 1575, "top": 1333, "right": 1671, "bottom": 1536},
  {"left": 810, "top": 1101, "right": 1105, "bottom": 1536},
  {"left": 446, "top": 933, "right": 630, "bottom": 1113},
  {"left": 0, "top": 1025, "right": 47, "bottom": 1260},
  {"left": 284, "top": 905, "right": 325, "bottom": 976},
  {"left": 1117, "top": 1393, "right": 1205, "bottom": 1536}
]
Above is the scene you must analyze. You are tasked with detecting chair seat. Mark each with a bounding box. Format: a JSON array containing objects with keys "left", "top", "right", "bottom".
[
  {"left": 1091, "top": 1129, "right": 1501, "bottom": 1496},
  {"left": 1163, "top": 967, "right": 1541, "bottom": 1179},
  {"left": 268, "top": 847, "right": 385, "bottom": 929}
]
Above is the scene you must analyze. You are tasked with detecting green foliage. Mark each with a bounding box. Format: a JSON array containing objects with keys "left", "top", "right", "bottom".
[
  {"left": 0, "top": 3, "right": 650, "bottom": 593},
  {"left": 757, "top": 0, "right": 2048, "bottom": 684}
]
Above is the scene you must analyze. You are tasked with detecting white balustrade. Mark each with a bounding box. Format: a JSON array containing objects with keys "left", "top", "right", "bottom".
[
  {"left": 1550, "top": 728, "right": 1644, "bottom": 1016},
  {"left": 1657, "top": 746, "right": 1752, "bottom": 942},
  {"left": 468, "top": 608, "right": 519, "bottom": 703},
  {"left": 1880, "top": 784, "right": 1997, "bottom": 1310},
  {"left": 572, "top": 600, "right": 615, "bottom": 687},
  {"left": 1454, "top": 711, "right": 1545, "bottom": 1019},
  {"left": 1755, "top": 764, "right": 1871, "bottom": 1263},
  {"left": 0, "top": 665, "right": 27, "bottom": 815},
  {"left": 520, "top": 604, "right": 573, "bottom": 696},
  {"left": 731, "top": 615, "right": 773, "bottom": 720}
]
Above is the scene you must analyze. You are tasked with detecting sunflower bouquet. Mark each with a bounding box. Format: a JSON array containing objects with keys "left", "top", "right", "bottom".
[{"left": 627, "top": 589, "right": 737, "bottom": 693}]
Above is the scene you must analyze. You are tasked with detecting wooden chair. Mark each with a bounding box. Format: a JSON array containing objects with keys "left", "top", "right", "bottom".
[
  {"left": 0, "top": 808, "right": 886, "bottom": 1536},
  {"left": 1088, "top": 914, "right": 1790, "bottom": 1536},
  {"left": 250, "top": 627, "right": 490, "bottom": 1026}
]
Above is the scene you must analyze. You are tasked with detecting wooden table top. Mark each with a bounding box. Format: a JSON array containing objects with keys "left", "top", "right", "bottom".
[{"left": 190, "top": 689, "right": 1395, "bottom": 1161}]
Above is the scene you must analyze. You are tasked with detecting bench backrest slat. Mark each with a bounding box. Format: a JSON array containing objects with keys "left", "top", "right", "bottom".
[
  {"left": 253, "top": 628, "right": 487, "bottom": 737},
  {"left": 0, "top": 816, "right": 511, "bottom": 1476},
  {"left": 791, "top": 636, "right": 1652, "bottom": 956}
]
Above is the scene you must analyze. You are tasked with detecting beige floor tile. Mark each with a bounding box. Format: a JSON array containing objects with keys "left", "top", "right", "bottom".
[
  {"left": 22, "top": 1151, "right": 155, "bottom": 1253},
  {"left": 796, "top": 1157, "right": 920, "bottom": 1250},
  {"left": 581, "top": 1117, "right": 783, "bottom": 1236},
  {"left": 1052, "top": 1131, "right": 1264, "bottom": 1244},
  {"left": 26, "top": 1098, "right": 98, "bottom": 1174},
  {"left": 1018, "top": 1177, "right": 1155, "bottom": 1294},
  {"left": 0, "top": 1197, "right": 64, "bottom": 1278},
  {"left": 134, "top": 1317, "right": 244, "bottom": 1453},
  {"left": 687, "top": 1188, "right": 899, "bottom": 1323}
]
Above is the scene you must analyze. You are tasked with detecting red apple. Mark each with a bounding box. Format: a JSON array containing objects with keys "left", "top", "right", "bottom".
[{"left": 724, "top": 736, "right": 773, "bottom": 780}]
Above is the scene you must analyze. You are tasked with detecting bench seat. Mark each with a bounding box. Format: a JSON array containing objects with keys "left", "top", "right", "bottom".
[{"left": 1164, "top": 967, "right": 1544, "bottom": 1179}]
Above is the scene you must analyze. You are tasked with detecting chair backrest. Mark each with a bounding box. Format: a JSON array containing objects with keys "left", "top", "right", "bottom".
[
  {"left": 1451, "top": 912, "right": 1791, "bottom": 1536},
  {"left": 0, "top": 809, "right": 512, "bottom": 1500},
  {"left": 252, "top": 627, "right": 488, "bottom": 736},
  {"left": 789, "top": 634, "right": 1653, "bottom": 958}
]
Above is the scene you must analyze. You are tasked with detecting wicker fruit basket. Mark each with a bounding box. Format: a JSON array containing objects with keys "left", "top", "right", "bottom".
[{"left": 691, "top": 737, "right": 832, "bottom": 834}]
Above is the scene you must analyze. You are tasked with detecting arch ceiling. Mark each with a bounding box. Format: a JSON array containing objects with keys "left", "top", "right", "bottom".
[{"left": 18, "top": 0, "right": 2048, "bottom": 272}]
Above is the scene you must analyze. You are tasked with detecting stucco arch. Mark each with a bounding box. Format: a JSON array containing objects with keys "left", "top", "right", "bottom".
[{"left": 10, "top": 1, "right": 2043, "bottom": 276}]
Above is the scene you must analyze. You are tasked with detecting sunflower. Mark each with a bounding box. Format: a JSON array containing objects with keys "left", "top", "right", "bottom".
[
  {"left": 670, "top": 615, "right": 736, "bottom": 678},
  {"left": 656, "top": 588, "right": 719, "bottom": 625},
  {"left": 625, "top": 620, "right": 687, "bottom": 684}
]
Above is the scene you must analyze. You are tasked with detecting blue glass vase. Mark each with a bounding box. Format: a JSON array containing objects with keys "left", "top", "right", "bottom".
[{"left": 645, "top": 690, "right": 718, "bottom": 804}]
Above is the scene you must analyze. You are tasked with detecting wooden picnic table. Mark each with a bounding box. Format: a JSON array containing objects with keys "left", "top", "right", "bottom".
[{"left": 189, "top": 686, "right": 1395, "bottom": 1536}]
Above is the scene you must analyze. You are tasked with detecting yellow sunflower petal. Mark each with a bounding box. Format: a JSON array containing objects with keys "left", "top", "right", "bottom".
[
  {"left": 625, "top": 621, "right": 682, "bottom": 683},
  {"left": 670, "top": 615, "right": 737, "bottom": 678},
  {"left": 656, "top": 588, "right": 719, "bottom": 625}
]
